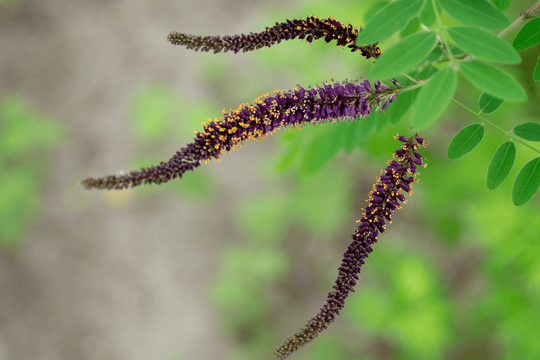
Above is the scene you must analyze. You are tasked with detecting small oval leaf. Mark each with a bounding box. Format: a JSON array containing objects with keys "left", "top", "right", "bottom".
[
  {"left": 513, "top": 122, "right": 540, "bottom": 142},
  {"left": 356, "top": 0, "right": 425, "bottom": 46},
  {"left": 512, "top": 17, "right": 540, "bottom": 51},
  {"left": 478, "top": 92, "right": 504, "bottom": 114},
  {"left": 369, "top": 31, "right": 437, "bottom": 80},
  {"left": 447, "top": 124, "right": 485, "bottom": 159},
  {"left": 460, "top": 61, "right": 527, "bottom": 102},
  {"left": 438, "top": 0, "right": 510, "bottom": 30},
  {"left": 447, "top": 26, "right": 521, "bottom": 64},
  {"left": 512, "top": 157, "right": 540, "bottom": 206},
  {"left": 412, "top": 68, "right": 457, "bottom": 131},
  {"left": 486, "top": 141, "right": 516, "bottom": 190}
]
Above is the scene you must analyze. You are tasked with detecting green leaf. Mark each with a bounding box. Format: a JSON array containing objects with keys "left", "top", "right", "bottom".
[
  {"left": 376, "top": 112, "right": 389, "bottom": 132},
  {"left": 478, "top": 92, "right": 504, "bottom": 114},
  {"left": 275, "top": 145, "right": 299, "bottom": 173},
  {"left": 491, "top": 0, "right": 512, "bottom": 11},
  {"left": 512, "top": 18, "right": 540, "bottom": 51},
  {"left": 513, "top": 122, "right": 540, "bottom": 142},
  {"left": 386, "top": 91, "right": 413, "bottom": 125},
  {"left": 412, "top": 68, "right": 457, "bottom": 131},
  {"left": 300, "top": 125, "right": 342, "bottom": 177},
  {"left": 512, "top": 157, "right": 540, "bottom": 206},
  {"left": 447, "top": 124, "right": 485, "bottom": 159},
  {"left": 438, "top": 0, "right": 510, "bottom": 30},
  {"left": 419, "top": 0, "right": 439, "bottom": 27},
  {"left": 401, "top": 17, "right": 421, "bottom": 38},
  {"left": 365, "top": 1, "right": 389, "bottom": 20},
  {"left": 447, "top": 26, "right": 521, "bottom": 64},
  {"left": 486, "top": 141, "right": 516, "bottom": 190},
  {"left": 357, "top": 113, "right": 378, "bottom": 147},
  {"left": 426, "top": 46, "right": 443, "bottom": 62},
  {"left": 356, "top": 0, "right": 425, "bottom": 46},
  {"left": 459, "top": 61, "right": 527, "bottom": 102},
  {"left": 342, "top": 122, "right": 359, "bottom": 153},
  {"left": 534, "top": 55, "right": 540, "bottom": 81},
  {"left": 369, "top": 31, "right": 437, "bottom": 80}
]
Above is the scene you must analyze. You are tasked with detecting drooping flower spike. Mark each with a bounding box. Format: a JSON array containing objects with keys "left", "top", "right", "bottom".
[
  {"left": 81, "top": 79, "right": 400, "bottom": 190},
  {"left": 274, "top": 134, "right": 427, "bottom": 359},
  {"left": 167, "top": 16, "right": 381, "bottom": 59}
]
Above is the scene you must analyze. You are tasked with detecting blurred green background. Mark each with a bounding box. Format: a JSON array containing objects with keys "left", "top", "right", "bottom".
[{"left": 1, "top": 0, "right": 539, "bottom": 359}]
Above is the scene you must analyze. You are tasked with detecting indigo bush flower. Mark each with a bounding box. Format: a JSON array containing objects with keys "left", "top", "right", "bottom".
[
  {"left": 81, "top": 79, "right": 399, "bottom": 190},
  {"left": 274, "top": 134, "right": 426, "bottom": 359},
  {"left": 168, "top": 15, "right": 381, "bottom": 59},
  {"left": 80, "top": 14, "right": 430, "bottom": 359}
]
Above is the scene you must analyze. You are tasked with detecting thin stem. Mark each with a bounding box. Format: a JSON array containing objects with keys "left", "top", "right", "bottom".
[
  {"left": 451, "top": 99, "right": 540, "bottom": 154},
  {"left": 497, "top": 0, "right": 540, "bottom": 38},
  {"left": 431, "top": 0, "right": 454, "bottom": 61}
]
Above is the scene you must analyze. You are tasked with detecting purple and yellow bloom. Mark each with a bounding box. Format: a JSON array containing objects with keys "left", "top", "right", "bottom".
[
  {"left": 274, "top": 134, "right": 427, "bottom": 359},
  {"left": 168, "top": 15, "right": 381, "bottom": 59},
  {"left": 81, "top": 79, "right": 399, "bottom": 190}
]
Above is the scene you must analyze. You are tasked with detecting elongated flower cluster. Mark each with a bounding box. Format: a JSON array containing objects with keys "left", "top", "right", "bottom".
[
  {"left": 274, "top": 134, "right": 426, "bottom": 359},
  {"left": 167, "top": 16, "right": 381, "bottom": 59},
  {"left": 81, "top": 79, "right": 399, "bottom": 190}
]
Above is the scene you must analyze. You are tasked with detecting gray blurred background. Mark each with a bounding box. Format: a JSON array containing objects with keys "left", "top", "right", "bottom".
[{"left": 0, "top": 1, "right": 293, "bottom": 359}]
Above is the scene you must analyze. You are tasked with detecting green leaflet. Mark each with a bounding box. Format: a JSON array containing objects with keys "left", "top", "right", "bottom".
[
  {"left": 491, "top": 0, "right": 513, "bottom": 11},
  {"left": 486, "top": 141, "right": 516, "bottom": 190},
  {"left": 447, "top": 26, "right": 521, "bottom": 64},
  {"left": 460, "top": 61, "right": 527, "bottom": 102},
  {"left": 369, "top": 31, "right": 437, "bottom": 81},
  {"left": 438, "top": 0, "right": 510, "bottom": 30},
  {"left": 512, "top": 157, "right": 540, "bottom": 206},
  {"left": 412, "top": 68, "right": 457, "bottom": 131},
  {"left": 512, "top": 18, "right": 540, "bottom": 51},
  {"left": 356, "top": 0, "right": 424, "bottom": 46},
  {"left": 478, "top": 92, "right": 504, "bottom": 114},
  {"left": 447, "top": 124, "right": 485, "bottom": 159},
  {"left": 400, "top": 17, "right": 421, "bottom": 38},
  {"left": 386, "top": 91, "right": 413, "bottom": 125},
  {"left": 513, "top": 122, "right": 540, "bottom": 142}
]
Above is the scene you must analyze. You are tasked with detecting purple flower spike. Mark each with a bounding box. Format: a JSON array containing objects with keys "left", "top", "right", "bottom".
[
  {"left": 274, "top": 135, "right": 427, "bottom": 359},
  {"left": 167, "top": 16, "right": 381, "bottom": 59},
  {"left": 81, "top": 79, "right": 401, "bottom": 191}
]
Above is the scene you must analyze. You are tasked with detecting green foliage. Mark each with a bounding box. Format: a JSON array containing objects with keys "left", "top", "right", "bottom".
[
  {"left": 513, "top": 122, "right": 540, "bottom": 141},
  {"left": 438, "top": 0, "right": 510, "bottom": 29},
  {"left": 447, "top": 124, "right": 485, "bottom": 159},
  {"left": 486, "top": 141, "right": 516, "bottom": 190},
  {"left": 0, "top": 94, "right": 65, "bottom": 247},
  {"left": 412, "top": 68, "right": 457, "bottom": 131},
  {"left": 512, "top": 157, "right": 540, "bottom": 206},
  {"left": 491, "top": 0, "right": 513, "bottom": 11},
  {"left": 355, "top": 0, "right": 424, "bottom": 46},
  {"left": 459, "top": 61, "right": 527, "bottom": 102},
  {"left": 447, "top": 26, "right": 521, "bottom": 64},
  {"left": 512, "top": 17, "right": 540, "bottom": 51},
  {"left": 368, "top": 31, "right": 437, "bottom": 80},
  {"left": 478, "top": 92, "right": 504, "bottom": 114}
]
